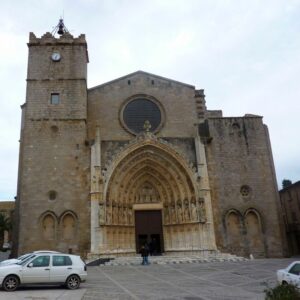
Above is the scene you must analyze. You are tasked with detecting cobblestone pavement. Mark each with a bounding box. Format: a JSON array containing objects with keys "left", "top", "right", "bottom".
[{"left": 82, "top": 258, "right": 296, "bottom": 300}]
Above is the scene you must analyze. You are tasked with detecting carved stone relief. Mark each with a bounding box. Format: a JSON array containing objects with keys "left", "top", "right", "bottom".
[
  {"left": 177, "top": 201, "right": 183, "bottom": 223},
  {"left": 164, "top": 205, "right": 170, "bottom": 224},
  {"left": 197, "top": 198, "right": 207, "bottom": 223},
  {"left": 184, "top": 199, "right": 190, "bottom": 222},
  {"left": 190, "top": 202, "right": 198, "bottom": 222},
  {"left": 99, "top": 203, "right": 105, "bottom": 225}
]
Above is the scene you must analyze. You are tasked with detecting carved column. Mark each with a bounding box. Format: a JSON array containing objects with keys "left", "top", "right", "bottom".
[
  {"left": 194, "top": 124, "right": 217, "bottom": 250},
  {"left": 90, "top": 126, "right": 103, "bottom": 253}
]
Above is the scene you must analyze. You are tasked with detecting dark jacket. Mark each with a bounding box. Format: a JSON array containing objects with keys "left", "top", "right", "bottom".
[{"left": 140, "top": 245, "right": 149, "bottom": 257}]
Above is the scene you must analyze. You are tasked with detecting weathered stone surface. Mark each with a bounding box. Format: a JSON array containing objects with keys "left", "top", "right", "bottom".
[
  {"left": 14, "top": 30, "right": 284, "bottom": 259},
  {"left": 206, "top": 117, "right": 284, "bottom": 257}
]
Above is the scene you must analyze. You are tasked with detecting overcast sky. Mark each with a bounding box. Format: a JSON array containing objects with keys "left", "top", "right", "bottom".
[{"left": 0, "top": 0, "right": 299, "bottom": 200}]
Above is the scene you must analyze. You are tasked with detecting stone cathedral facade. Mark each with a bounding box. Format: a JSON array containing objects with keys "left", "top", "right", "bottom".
[{"left": 14, "top": 29, "right": 285, "bottom": 258}]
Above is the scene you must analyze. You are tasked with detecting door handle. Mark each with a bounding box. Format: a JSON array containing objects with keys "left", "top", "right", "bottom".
[
  {"left": 67, "top": 267, "right": 72, "bottom": 270},
  {"left": 45, "top": 268, "right": 50, "bottom": 270}
]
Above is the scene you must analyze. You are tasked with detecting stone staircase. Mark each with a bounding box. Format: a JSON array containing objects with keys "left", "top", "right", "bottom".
[{"left": 93, "top": 252, "right": 248, "bottom": 266}]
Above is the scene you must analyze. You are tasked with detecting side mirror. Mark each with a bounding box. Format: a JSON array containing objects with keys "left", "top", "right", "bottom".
[{"left": 27, "top": 263, "right": 33, "bottom": 268}]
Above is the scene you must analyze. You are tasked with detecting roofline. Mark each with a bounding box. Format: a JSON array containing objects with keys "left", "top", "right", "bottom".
[
  {"left": 207, "top": 116, "right": 263, "bottom": 119},
  {"left": 279, "top": 180, "right": 300, "bottom": 193},
  {"left": 88, "top": 70, "right": 195, "bottom": 91},
  {"left": 0, "top": 200, "right": 15, "bottom": 203}
]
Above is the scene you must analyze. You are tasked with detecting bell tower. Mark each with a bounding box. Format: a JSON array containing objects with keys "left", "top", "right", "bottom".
[{"left": 15, "top": 21, "right": 90, "bottom": 255}]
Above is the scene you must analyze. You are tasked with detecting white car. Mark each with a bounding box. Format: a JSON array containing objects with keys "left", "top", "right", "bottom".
[
  {"left": 277, "top": 261, "right": 300, "bottom": 287},
  {"left": 0, "top": 253, "right": 87, "bottom": 291},
  {"left": 0, "top": 250, "right": 61, "bottom": 267}
]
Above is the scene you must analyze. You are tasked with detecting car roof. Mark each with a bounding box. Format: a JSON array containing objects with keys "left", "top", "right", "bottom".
[
  {"left": 33, "top": 250, "right": 61, "bottom": 253},
  {"left": 33, "top": 252, "right": 77, "bottom": 257}
]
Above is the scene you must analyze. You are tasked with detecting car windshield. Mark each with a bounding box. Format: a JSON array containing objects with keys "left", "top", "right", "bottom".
[
  {"left": 17, "top": 254, "right": 36, "bottom": 265},
  {"left": 18, "top": 253, "right": 32, "bottom": 260}
]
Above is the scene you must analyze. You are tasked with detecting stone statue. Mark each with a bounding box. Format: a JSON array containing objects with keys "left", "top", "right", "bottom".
[
  {"left": 138, "top": 185, "right": 156, "bottom": 203},
  {"left": 177, "top": 203, "right": 183, "bottom": 223},
  {"left": 191, "top": 202, "right": 198, "bottom": 222},
  {"left": 184, "top": 202, "right": 190, "bottom": 222},
  {"left": 170, "top": 204, "right": 176, "bottom": 224},
  {"left": 118, "top": 205, "right": 123, "bottom": 224},
  {"left": 127, "top": 207, "right": 133, "bottom": 224},
  {"left": 145, "top": 188, "right": 151, "bottom": 202},
  {"left": 99, "top": 203, "right": 105, "bottom": 224},
  {"left": 113, "top": 205, "right": 118, "bottom": 224},
  {"left": 143, "top": 120, "right": 151, "bottom": 132},
  {"left": 197, "top": 198, "right": 207, "bottom": 223},
  {"left": 122, "top": 206, "right": 127, "bottom": 224},
  {"left": 164, "top": 205, "right": 170, "bottom": 224}
]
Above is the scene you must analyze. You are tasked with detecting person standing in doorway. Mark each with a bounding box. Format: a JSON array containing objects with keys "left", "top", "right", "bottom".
[{"left": 140, "top": 243, "right": 150, "bottom": 265}]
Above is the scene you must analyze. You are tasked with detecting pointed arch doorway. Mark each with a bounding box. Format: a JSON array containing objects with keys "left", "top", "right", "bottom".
[{"left": 97, "top": 135, "right": 216, "bottom": 255}]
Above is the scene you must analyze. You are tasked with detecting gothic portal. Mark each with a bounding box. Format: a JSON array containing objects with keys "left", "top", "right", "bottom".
[
  {"left": 90, "top": 132, "right": 216, "bottom": 255},
  {"left": 14, "top": 28, "right": 285, "bottom": 258}
]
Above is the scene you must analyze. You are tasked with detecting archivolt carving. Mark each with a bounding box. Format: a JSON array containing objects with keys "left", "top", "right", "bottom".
[
  {"left": 103, "top": 135, "right": 202, "bottom": 227},
  {"left": 118, "top": 166, "right": 178, "bottom": 203},
  {"left": 104, "top": 132, "right": 197, "bottom": 181},
  {"left": 107, "top": 147, "right": 193, "bottom": 202}
]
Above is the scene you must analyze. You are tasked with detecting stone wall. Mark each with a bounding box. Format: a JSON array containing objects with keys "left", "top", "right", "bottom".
[
  {"left": 15, "top": 32, "right": 90, "bottom": 256},
  {"left": 279, "top": 181, "right": 300, "bottom": 255},
  {"left": 206, "top": 116, "right": 284, "bottom": 257},
  {"left": 87, "top": 71, "right": 201, "bottom": 140},
  {"left": 17, "top": 120, "right": 90, "bottom": 255},
  {"left": 15, "top": 30, "right": 285, "bottom": 259}
]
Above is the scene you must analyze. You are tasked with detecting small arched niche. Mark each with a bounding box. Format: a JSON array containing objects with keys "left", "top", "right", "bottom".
[
  {"left": 245, "top": 209, "right": 265, "bottom": 257},
  {"left": 41, "top": 213, "right": 56, "bottom": 240},
  {"left": 61, "top": 212, "right": 77, "bottom": 240},
  {"left": 225, "top": 210, "right": 243, "bottom": 253}
]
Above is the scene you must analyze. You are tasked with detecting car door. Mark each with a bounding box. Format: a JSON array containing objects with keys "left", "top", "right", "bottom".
[
  {"left": 50, "top": 255, "right": 73, "bottom": 283},
  {"left": 286, "top": 263, "right": 300, "bottom": 287},
  {"left": 21, "top": 255, "right": 51, "bottom": 284}
]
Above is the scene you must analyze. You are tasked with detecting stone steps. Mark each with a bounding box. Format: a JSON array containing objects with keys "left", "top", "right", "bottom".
[{"left": 96, "top": 253, "right": 248, "bottom": 266}]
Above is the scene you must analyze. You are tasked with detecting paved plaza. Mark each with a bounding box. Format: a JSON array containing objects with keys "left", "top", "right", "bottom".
[
  {"left": 0, "top": 257, "right": 297, "bottom": 299},
  {"left": 83, "top": 257, "right": 295, "bottom": 300}
]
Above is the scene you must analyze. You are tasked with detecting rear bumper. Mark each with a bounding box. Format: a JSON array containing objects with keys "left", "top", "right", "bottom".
[{"left": 79, "top": 273, "right": 87, "bottom": 282}]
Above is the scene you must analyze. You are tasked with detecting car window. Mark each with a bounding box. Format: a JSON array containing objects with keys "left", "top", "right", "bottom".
[
  {"left": 289, "top": 263, "right": 300, "bottom": 275},
  {"left": 52, "top": 255, "right": 72, "bottom": 266},
  {"left": 30, "top": 255, "right": 50, "bottom": 267}
]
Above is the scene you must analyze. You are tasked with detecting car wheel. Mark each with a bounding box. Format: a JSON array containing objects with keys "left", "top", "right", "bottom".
[
  {"left": 282, "top": 281, "right": 288, "bottom": 285},
  {"left": 66, "top": 274, "right": 80, "bottom": 290},
  {"left": 2, "top": 275, "right": 19, "bottom": 292}
]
